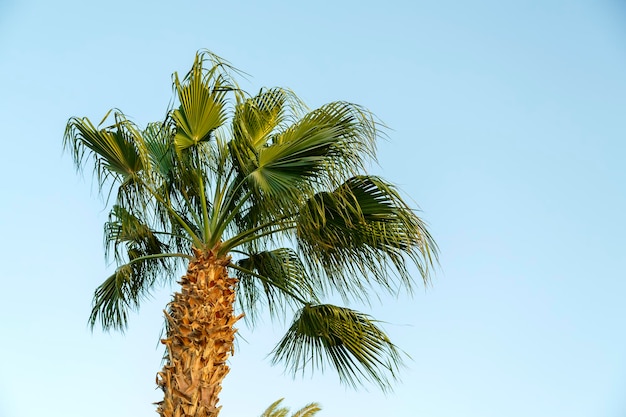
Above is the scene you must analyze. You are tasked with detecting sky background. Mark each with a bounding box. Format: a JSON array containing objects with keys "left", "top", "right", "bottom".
[{"left": 1, "top": 1, "right": 625, "bottom": 416}]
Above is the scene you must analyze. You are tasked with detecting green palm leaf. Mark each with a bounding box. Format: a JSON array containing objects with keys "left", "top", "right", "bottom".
[
  {"left": 104, "top": 205, "right": 171, "bottom": 262},
  {"left": 258, "top": 102, "right": 374, "bottom": 183},
  {"left": 227, "top": 101, "right": 379, "bottom": 225},
  {"left": 272, "top": 304, "right": 402, "bottom": 391},
  {"left": 233, "top": 88, "right": 298, "bottom": 149},
  {"left": 271, "top": 102, "right": 377, "bottom": 181},
  {"left": 296, "top": 175, "right": 437, "bottom": 297},
  {"left": 260, "top": 399, "right": 321, "bottom": 417},
  {"left": 64, "top": 112, "right": 145, "bottom": 188},
  {"left": 232, "top": 248, "right": 320, "bottom": 322},
  {"left": 96, "top": 204, "right": 191, "bottom": 330},
  {"left": 90, "top": 256, "right": 159, "bottom": 331},
  {"left": 172, "top": 53, "right": 233, "bottom": 152},
  {"left": 90, "top": 250, "right": 192, "bottom": 331},
  {"left": 143, "top": 122, "right": 176, "bottom": 181}
]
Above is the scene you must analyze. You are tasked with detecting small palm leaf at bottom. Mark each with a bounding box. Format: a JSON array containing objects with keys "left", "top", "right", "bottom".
[
  {"left": 261, "top": 398, "right": 321, "bottom": 417},
  {"left": 291, "top": 402, "right": 322, "bottom": 417},
  {"left": 272, "top": 304, "right": 402, "bottom": 391},
  {"left": 261, "top": 399, "right": 289, "bottom": 417}
]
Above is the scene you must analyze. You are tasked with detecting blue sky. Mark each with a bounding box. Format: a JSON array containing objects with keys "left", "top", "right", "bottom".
[{"left": 1, "top": 1, "right": 625, "bottom": 416}]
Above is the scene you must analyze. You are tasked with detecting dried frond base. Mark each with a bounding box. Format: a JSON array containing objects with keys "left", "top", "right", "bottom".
[{"left": 156, "top": 249, "right": 241, "bottom": 417}]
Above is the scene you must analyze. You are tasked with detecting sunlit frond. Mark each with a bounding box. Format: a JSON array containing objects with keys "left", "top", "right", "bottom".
[
  {"left": 291, "top": 402, "right": 322, "bottom": 417},
  {"left": 172, "top": 53, "right": 234, "bottom": 152},
  {"left": 271, "top": 101, "right": 378, "bottom": 183},
  {"left": 63, "top": 111, "right": 145, "bottom": 190},
  {"left": 261, "top": 399, "right": 289, "bottom": 417},
  {"left": 233, "top": 88, "right": 291, "bottom": 149},
  {"left": 228, "top": 101, "right": 381, "bottom": 229},
  {"left": 260, "top": 398, "right": 321, "bottom": 417},
  {"left": 272, "top": 304, "right": 402, "bottom": 391}
]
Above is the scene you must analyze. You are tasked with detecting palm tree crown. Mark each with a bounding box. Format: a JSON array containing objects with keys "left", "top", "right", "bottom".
[{"left": 64, "top": 51, "right": 437, "bottom": 415}]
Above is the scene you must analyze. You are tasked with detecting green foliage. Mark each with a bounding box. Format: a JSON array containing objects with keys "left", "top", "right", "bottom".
[
  {"left": 64, "top": 50, "right": 438, "bottom": 390},
  {"left": 261, "top": 399, "right": 321, "bottom": 417},
  {"left": 273, "top": 304, "right": 402, "bottom": 390}
]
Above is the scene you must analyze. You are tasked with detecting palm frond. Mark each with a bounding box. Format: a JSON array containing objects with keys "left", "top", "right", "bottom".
[
  {"left": 90, "top": 251, "right": 191, "bottom": 331},
  {"left": 90, "top": 266, "right": 138, "bottom": 332},
  {"left": 63, "top": 111, "right": 145, "bottom": 191},
  {"left": 104, "top": 204, "right": 176, "bottom": 263},
  {"left": 90, "top": 256, "right": 158, "bottom": 331},
  {"left": 172, "top": 53, "right": 234, "bottom": 153},
  {"left": 261, "top": 399, "right": 289, "bottom": 417},
  {"left": 233, "top": 88, "right": 294, "bottom": 149},
  {"left": 260, "top": 398, "right": 321, "bottom": 417},
  {"left": 270, "top": 101, "right": 378, "bottom": 184},
  {"left": 296, "top": 175, "right": 438, "bottom": 298},
  {"left": 291, "top": 402, "right": 322, "bottom": 417},
  {"left": 96, "top": 203, "right": 193, "bottom": 331},
  {"left": 272, "top": 304, "right": 402, "bottom": 391},
  {"left": 143, "top": 122, "right": 176, "bottom": 181},
  {"left": 231, "top": 248, "right": 318, "bottom": 322},
  {"left": 228, "top": 101, "right": 380, "bottom": 230}
]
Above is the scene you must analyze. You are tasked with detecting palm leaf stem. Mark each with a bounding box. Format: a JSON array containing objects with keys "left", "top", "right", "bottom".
[
  {"left": 196, "top": 155, "right": 211, "bottom": 243},
  {"left": 220, "top": 219, "right": 296, "bottom": 255},
  {"left": 125, "top": 252, "right": 194, "bottom": 266},
  {"left": 207, "top": 178, "right": 223, "bottom": 244},
  {"left": 174, "top": 180, "right": 204, "bottom": 231},
  {"left": 227, "top": 248, "right": 251, "bottom": 257},
  {"left": 164, "top": 203, "right": 203, "bottom": 248},
  {"left": 151, "top": 231, "right": 192, "bottom": 240},
  {"left": 208, "top": 166, "right": 252, "bottom": 243},
  {"left": 210, "top": 159, "right": 237, "bottom": 219},
  {"left": 209, "top": 189, "right": 254, "bottom": 248},
  {"left": 206, "top": 166, "right": 243, "bottom": 248},
  {"left": 227, "top": 262, "right": 308, "bottom": 305},
  {"left": 135, "top": 177, "right": 204, "bottom": 247}
]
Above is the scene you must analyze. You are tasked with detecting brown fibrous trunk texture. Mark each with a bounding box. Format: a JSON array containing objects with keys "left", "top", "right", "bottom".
[{"left": 156, "top": 248, "right": 242, "bottom": 417}]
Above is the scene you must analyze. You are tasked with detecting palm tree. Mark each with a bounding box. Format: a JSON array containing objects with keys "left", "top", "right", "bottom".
[
  {"left": 261, "top": 399, "right": 321, "bottom": 417},
  {"left": 64, "top": 51, "right": 437, "bottom": 417}
]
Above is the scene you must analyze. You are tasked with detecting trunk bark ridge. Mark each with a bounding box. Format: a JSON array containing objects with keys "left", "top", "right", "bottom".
[{"left": 157, "top": 249, "right": 241, "bottom": 417}]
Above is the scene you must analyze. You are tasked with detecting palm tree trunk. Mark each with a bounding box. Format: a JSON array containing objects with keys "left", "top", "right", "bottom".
[{"left": 157, "top": 248, "right": 241, "bottom": 417}]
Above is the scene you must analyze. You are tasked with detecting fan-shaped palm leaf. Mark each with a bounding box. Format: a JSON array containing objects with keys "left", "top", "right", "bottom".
[
  {"left": 171, "top": 53, "right": 233, "bottom": 152},
  {"left": 296, "top": 175, "right": 436, "bottom": 298},
  {"left": 64, "top": 112, "right": 145, "bottom": 188},
  {"left": 273, "top": 304, "right": 401, "bottom": 391}
]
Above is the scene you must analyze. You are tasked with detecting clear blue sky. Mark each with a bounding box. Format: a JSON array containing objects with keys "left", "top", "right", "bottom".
[{"left": 1, "top": 1, "right": 625, "bottom": 416}]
